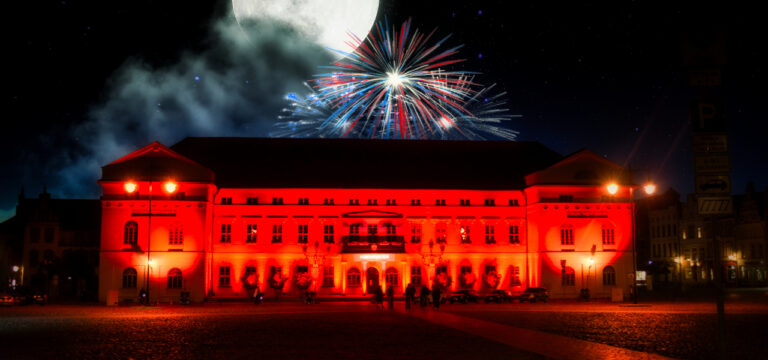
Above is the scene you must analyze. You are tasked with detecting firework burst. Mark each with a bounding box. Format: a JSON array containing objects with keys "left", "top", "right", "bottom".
[{"left": 273, "top": 19, "right": 519, "bottom": 140}]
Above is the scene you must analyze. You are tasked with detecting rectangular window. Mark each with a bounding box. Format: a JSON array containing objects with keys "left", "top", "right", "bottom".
[
  {"left": 368, "top": 224, "right": 378, "bottom": 241},
  {"left": 510, "top": 266, "right": 521, "bottom": 285},
  {"left": 323, "top": 224, "right": 334, "bottom": 243},
  {"left": 460, "top": 266, "right": 472, "bottom": 275},
  {"left": 484, "top": 225, "right": 495, "bottom": 244},
  {"left": 245, "top": 266, "right": 257, "bottom": 277},
  {"left": 298, "top": 198, "right": 309, "bottom": 205},
  {"left": 559, "top": 195, "right": 574, "bottom": 202},
  {"left": 460, "top": 225, "right": 471, "bottom": 244},
  {"left": 484, "top": 199, "right": 495, "bottom": 206},
  {"left": 246, "top": 224, "right": 257, "bottom": 243},
  {"left": 385, "top": 199, "right": 396, "bottom": 205},
  {"left": 323, "top": 198, "right": 334, "bottom": 205},
  {"left": 296, "top": 265, "right": 308, "bottom": 274},
  {"left": 385, "top": 224, "right": 396, "bottom": 241},
  {"left": 272, "top": 197, "right": 284, "bottom": 205},
  {"left": 220, "top": 224, "right": 231, "bottom": 243},
  {"left": 219, "top": 266, "right": 231, "bottom": 287},
  {"left": 169, "top": 224, "right": 183, "bottom": 245},
  {"left": 30, "top": 227, "right": 40, "bottom": 243},
  {"left": 349, "top": 224, "right": 360, "bottom": 242},
  {"left": 271, "top": 266, "right": 282, "bottom": 279},
  {"left": 435, "top": 199, "right": 446, "bottom": 206},
  {"left": 272, "top": 224, "right": 283, "bottom": 243},
  {"left": 367, "top": 199, "right": 378, "bottom": 205},
  {"left": 411, "top": 266, "right": 422, "bottom": 286},
  {"left": 562, "top": 269, "right": 575, "bottom": 286},
  {"left": 298, "top": 224, "right": 309, "bottom": 243},
  {"left": 44, "top": 228, "right": 54, "bottom": 243},
  {"left": 349, "top": 199, "right": 359, "bottom": 205},
  {"left": 601, "top": 227, "right": 615, "bottom": 245},
  {"left": 460, "top": 199, "right": 470, "bottom": 206},
  {"left": 348, "top": 269, "right": 361, "bottom": 287},
  {"left": 410, "top": 223, "right": 422, "bottom": 243},
  {"left": 246, "top": 197, "right": 258, "bottom": 205},
  {"left": 560, "top": 227, "right": 574, "bottom": 245},
  {"left": 410, "top": 199, "right": 421, "bottom": 205},
  {"left": 322, "top": 266, "right": 334, "bottom": 287},
  {"left": 436, "top": 265, "right": 447, "bottom": 275},
  {"left": 509, "top": 199, "right": 519, "bottom": 206},
  {"left": 509, "top": 225, "right": 520, "bottom": 244},
  {"left": 221, "top": 197, "right": 232, "bottom": 205},
  {"left": 435, "top": 224, "right": 447, "bottom": 244}
]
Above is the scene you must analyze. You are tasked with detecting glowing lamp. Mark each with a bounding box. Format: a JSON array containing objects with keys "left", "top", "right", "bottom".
[
  {"left": 163, "top": 181, "right": 177, "bottom": 194},
  {"left": 12, "top": 265, "right": 20, "bottom": 272},
  {"left": 124, "top": 181, "right": 138, "bottom": 193},
  {"left": 643, "top": 183, "right": 657, "bottom": 195},
  {"left": 148, "top": 259, "right": 154, "bottom": 266},
  {"left": 606, "top": 183, "right": 619, "bottom": 195},
  {"left": 588, "top": 258, "right": 594, "bottom": 265}
]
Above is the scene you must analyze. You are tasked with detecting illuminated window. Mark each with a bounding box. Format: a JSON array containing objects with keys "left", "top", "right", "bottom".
[
  {"left": 219, "top": 266, "right": 231, "bottom": 287},
  {"left": 560, "top": 225, "right": 574, "bottom": 246},
  {"left": 460, "top": 199, "right": 470, "bottom": 206},
  {"left": 509, "top": 265, "right": 521, "bottom": 286},
  {"left": 697, "top": 227, "right": 702, "bottom": 239},
  {"left": 484, "top": 199, "right": 495, "bottom": 206},
  {"left": 323, "top": 224, "right": 334, "bottom": 243},
  {"left": 30, "top": 227, "right": 40, "bottom": 243},
  {"left": 385, "top": 224, "right": 396, "bottom": 241},
  {"left": 221, "top": 197, "right": 232, "bottom": 205},
  {"left": 509, "top": 225, "right": 520, "bottom": 244},
  {"left": 410, "top": 199, "right": 421, "bottom": 205},
  {"left": 603, "top": 266, "right": 616, "bottom": 285},
  {"left": 348, "top": 224, "right": 361, "bottom": 242},
  {"left": 124, "top": 221, "right": 138, "bottom": 245},
  {"left": 220, "top": 224, "right": 231, "bottom": 243},
  {"left": 272, "top": 224, "right": 283, "bottom": 243},
  {"left": 246, "top": 224, "right": 257, "bottom": 243},
  {"left": 368, "top": 224, "right": 378, "bottom": 240},
  {"left": 298, "top": 224, "right": 309, "bottom": 243},
  {"left": 509, "top": 199, "right": 519, "bottom": 206},
  {"left": 169, "top": 223, "right": 183, "bottom": 245},
  {"left": 246, "top": 197, "right": 258, "bottom": 205},
  {"left": 272, "top": 197, "right": 283, "bottom": 205},
  {"left": 385, "top": 268, "right": 399, "bottom": 288},
  {"left": 485, "top": 225, "right": 495, "bottom": 244},
  {"left": 411, "top": 266, "right": 422, "bottom": 286},
  {"left": 562, "top": 267, "right": 575, "bottom": 286},
  {"left": 435, "top": 223, "right": 447, "bottom": 244},
  {"left": 435, "top": 199, "right": 446, "bottom": 206},
  {"left": 347, "top": 268, "right": 361, "bottom": 287},
  {"left": 410, "top": 223, "right": 422, "bottom": 243},
  {"left": 122, "top": 268, "right": 137, "bottom": 289},
  {"left": 601, "top": 226, "right": 615, "bottom": 245},
  {"left": 167, "top": 268, "right": 183, "bottom": 289},
  {"left": 460, "top": 225, "right": 471, "bottom": 244},
  {"left": 322, "top": 266, "right": 334, "bottom": 287}
]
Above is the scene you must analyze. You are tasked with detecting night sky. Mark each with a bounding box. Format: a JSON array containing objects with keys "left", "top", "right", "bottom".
[{"left": 4, "top": 1, "right": 766, "bottom": 220}]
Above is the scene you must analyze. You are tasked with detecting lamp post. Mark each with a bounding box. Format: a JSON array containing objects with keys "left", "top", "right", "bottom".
[
  {"left": 420, "top": 240, "right": 445, "bottom": 288},
  {"left": 304, "top": 240, "right": 328, "bottom": 295}
]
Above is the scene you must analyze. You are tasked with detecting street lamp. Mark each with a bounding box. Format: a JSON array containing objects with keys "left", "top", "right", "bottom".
[{"left": 615, "top": 180, "right": 656, "bottom": 304}]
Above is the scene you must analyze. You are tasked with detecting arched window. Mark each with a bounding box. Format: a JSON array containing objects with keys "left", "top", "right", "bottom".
[
  {"left": 347, "top": 268, "right": 361, "bottom": 287},
  {"left": 167, "top": 268, "right": 183, "bottom": 289},
  {"left": 385, "top": 267, "right": 399, "bottom": 288},
  {"left": 562, "top": 266, "right": 575, "bottom": 286},
  {"left": 122, "top": 268, "right": 137, "bottom": 288},
  {"left": 601, "top": 225, "right": 615, "bottom": 245},
  {"left": 124, "top": 221, "right": 138, "bottom": 245},
  {"left": 603, "top": 266, "right": 616, "bottom": 286},
  {"left": 560, "top": 225, "right": 574, "bottom": 245}
]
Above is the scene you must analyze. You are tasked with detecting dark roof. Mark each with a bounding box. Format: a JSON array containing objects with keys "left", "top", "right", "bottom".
[
  {"left": 101, "top": 142, "right": 214, "bottom": 183},
  {"left": 170, "top": 137, "right": 562, "bottom": 189}
]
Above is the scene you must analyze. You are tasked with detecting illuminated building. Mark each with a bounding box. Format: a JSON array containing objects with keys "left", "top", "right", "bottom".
[{"left": 98, "top": 138, "right": 636, "bottom": 303}]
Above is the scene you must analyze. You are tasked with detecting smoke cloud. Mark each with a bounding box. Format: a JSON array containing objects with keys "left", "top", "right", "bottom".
[{"left": 45, "top": 12, "right": 332, "bottom": 198}]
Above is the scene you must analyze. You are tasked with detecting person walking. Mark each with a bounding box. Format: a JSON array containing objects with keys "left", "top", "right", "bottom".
[
  {"left": 431, "top": 285, "right": 441, "bottom": 309},
  {"left": 420, "top": 285, "right": 429, "bottom": 308},
  {"left": 386, "top": 285, "right": 394, "bottom": 310},
  {"left": 375, "top": 285, "right": 384, "bottom": 310},
  {"left": 404, "top": 283, "right": 415, "bottom": 310}
]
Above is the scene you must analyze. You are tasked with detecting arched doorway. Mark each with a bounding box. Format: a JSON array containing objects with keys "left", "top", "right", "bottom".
[{"left": 366, "top": 267, "right": 379, "bottom": 294}]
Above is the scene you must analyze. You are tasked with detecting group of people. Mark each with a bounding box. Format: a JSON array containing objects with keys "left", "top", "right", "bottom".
[{"left": 372, "top": 283, "right": 442, "bottom": 310}]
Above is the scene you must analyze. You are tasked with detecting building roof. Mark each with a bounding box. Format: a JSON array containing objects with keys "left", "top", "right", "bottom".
[
  {"left": 100, "top": 142, "right": 215, "bottom": 183},
  {"left": 170, "top": 137, "right": 563, "bottom": 189}
]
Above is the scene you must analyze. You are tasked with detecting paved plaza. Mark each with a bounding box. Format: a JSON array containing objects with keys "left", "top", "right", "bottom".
[{"left": 2, "top": 299, "right": 767, "bottom": 359}]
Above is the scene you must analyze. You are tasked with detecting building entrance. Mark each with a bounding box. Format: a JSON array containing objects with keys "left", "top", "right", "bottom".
[{"left": 366, "top": 267, "right": 379, "bottom": 294}]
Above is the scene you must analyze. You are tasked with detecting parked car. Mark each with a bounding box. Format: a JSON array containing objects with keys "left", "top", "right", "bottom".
[
  {"left": 516, "top": 287, "right": 549, "bottom": 303},
  {"left": 484, "top": 290, "right": 515, "bottom": 303},
  {"left": 446, "top": 290, "right": 480, "bottom": 304},
  {"left": 0, "top": 292, "right": 14, "bottom": 306},
  {"left": 31, "top": 292, "right": 47, "bottom": 305}
]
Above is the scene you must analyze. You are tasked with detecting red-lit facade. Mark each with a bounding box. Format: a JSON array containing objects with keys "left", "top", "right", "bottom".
[{"left": 98, "top": 138, "right": 635, "bottom": 303}]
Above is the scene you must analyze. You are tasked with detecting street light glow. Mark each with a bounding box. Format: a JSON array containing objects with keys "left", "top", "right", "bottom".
[
  {"left": 124, "top": 181, "right": 138, "bottom": 193},
  {"left": 606, "top": 183, "right": 619, "bottom": 195},
  {"left": 12, "top": 265, "right": 19, "bottom": 272},
  {"left": 643, "top": 183, "right": 657, "bottom": 195},
  {"left": 163, "top": 181, "right": 177, "bottom": 194}
]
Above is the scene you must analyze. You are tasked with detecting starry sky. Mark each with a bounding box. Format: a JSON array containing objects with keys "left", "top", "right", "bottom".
[{"left": 3, "top": 0, "right": 766, "bottom": 220}]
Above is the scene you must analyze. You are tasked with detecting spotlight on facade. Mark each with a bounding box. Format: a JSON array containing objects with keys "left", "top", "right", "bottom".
[
  {"left": 606, "top": 183, "right": 619, "bottom": 195},
  {"left": 148, "top": 259, "right": 154, "bottom": 266},
  {"left": 588, "top": 258, "right": 594, "bottom": 265},
  {"left": 643, "top": 182, "right": 657, "bottom": 195},
  {"left": 163, "top": 181, "right": 177, "bottom": 194},
  {"left": 124, "top": 181, "right": 138, "bottom": 193},
  {"left": 12, "top": 265, "right": 19, "bottom": 272}
]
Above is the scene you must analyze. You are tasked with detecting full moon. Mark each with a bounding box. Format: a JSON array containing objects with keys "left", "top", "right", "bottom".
[{"left": 232, "top": 0, "right": 379, "bottom": 58}]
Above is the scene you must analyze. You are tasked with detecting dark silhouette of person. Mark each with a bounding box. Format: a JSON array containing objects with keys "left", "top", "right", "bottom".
[
  {"left": 432, "top": 285, "right": 441, "bottom": 309},
  {"left": 405, "top": 283, "right": 415, "bottom": 310},
  {"left": 420, "top": 285, "right": 430, "bottom": 308},
  {"left": 374, "top": 285, "right": 384, "bottom": 309},
  {"left": 386, "top": 285, "right": 394, "bottom": 309}
]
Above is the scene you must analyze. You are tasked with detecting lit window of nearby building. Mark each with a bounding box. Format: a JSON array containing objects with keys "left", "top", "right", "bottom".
[
  {"left": 509, "top": 225, "right": 520, "bottom": 244},
  {"left": 603, "top": 266, "right": 616, "bottom": 285},
  {"left": 124, "top": 221, "right": 138, "bottom": 245},
  {"left": 484, "top": 199, "right": 495, "bottom": 206},
  {"left": 560, "top": 225, "right": 574, "bottom": 246},
  {"left": 219, "top": 266, "right": 231, "bottom": 287},
  {"left": 601, "top": 226, "right": 615, "bottom": 245},
  {"left": 167, "top": 268, "right": 183, "bottom": 289},
  {"left": 221, "top": 197, "right": 232, "bottom": 205},
  {"left": 410, "top": 223, "right": 422, "bottom": 243},
  {"left": 385, "top": 224, "right": 396, "bottom": 241},
  {"left": 562, "top": 267, "right": 575, "bottom": 286},
  {"left": 246, "top": 224, "right": 257, "bottom": 243},
  {"left": 169, "top": 223, "right": 183, "bottom": 245},
  {"left": 435, "top": 199, "right": 446, "bottom": 206},
  {"left": 697, "top": 227, "right": 702, "bottom": 239},
  {"left": 509, "top": 199, "right": 519, "bottom": 206},
  {"left": 272, "top": 197, "right": 283, "bottom": 205},
  {"left": 435, "top": 223, "right": 447, "bottom": 244},
  {"left": 411, "top": 266, "right": 422, "bottom": 286},
  {"left": 246, "top": 197, "right": 258, "bottom": 205},
  {"left": 220, "top": 224, "right": 231, "bottom": 243},
  {"left": 298, "top": 224, "right": 309, "bottom": 243},
  {"left": 322, "top": 266, "right": 334, "bottom": 287},
  {"left": 385, "top": 268, "right": 399, "bottom": 288},
  {"left": 298, "top": 198, "right": 309, "bottom": 205},
  {"left": 509, "top": 265, "right": 521, "bottom": 286},
  {"left": 485, "top": 225, "right": 495, "bottom": 244},
  {"left": 272, "top": 224, "right": 283, "bottom": 243},
  {"left": 122, "top": 268, "right": 137, "bottom": 288},
  {"left": 323, "top": 224, "right": 334, "bottom": 243},
  {"left": 460, "top": 225, "right": 471, "bottom": 244},
  {"left": 348, "top": 224, "right": 361, "bottom": 242},
  {"left": 347, "top": 268, "right": 361, "bottom": 287}
]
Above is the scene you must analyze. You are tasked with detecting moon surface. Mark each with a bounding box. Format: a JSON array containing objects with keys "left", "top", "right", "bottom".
[{"left": 232, "top": 0, "right": 379, "bottom": 58}]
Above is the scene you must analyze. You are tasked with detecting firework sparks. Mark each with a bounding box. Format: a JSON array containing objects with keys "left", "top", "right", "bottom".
[{"left": 273, "top": 19, "right": 519, "bottom": 140}]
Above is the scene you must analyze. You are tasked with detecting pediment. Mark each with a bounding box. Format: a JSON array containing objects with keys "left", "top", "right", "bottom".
[
  {"left": 342, "top": 210, "right": 403, "bottom": 218},
  {"left": 101, "top": 142, "right": 214, "bottom": 183}
]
